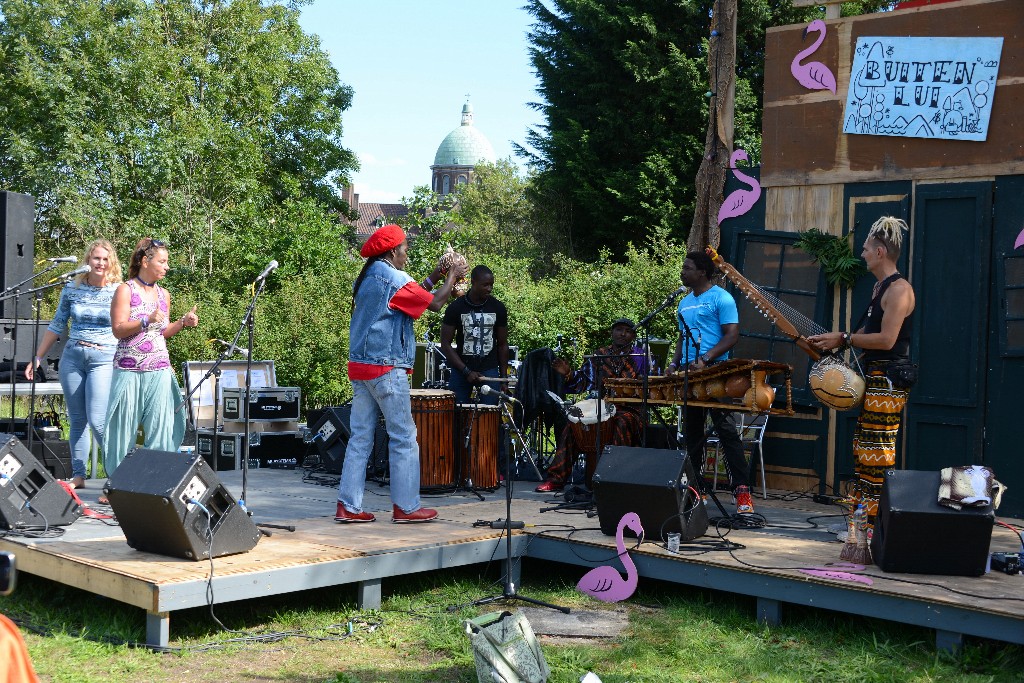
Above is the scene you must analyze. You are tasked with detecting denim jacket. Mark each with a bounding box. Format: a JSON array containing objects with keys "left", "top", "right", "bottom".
[{"left": 348, "top": 260, "right": 417, "bottom": 368}]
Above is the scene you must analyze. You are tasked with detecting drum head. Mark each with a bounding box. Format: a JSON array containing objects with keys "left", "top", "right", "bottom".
[
  {"left": 568, "top": 398, "right": 616, "bottom": 424},
  {"left": 410, "top": 388, "right": 455, "bottom": 399}
]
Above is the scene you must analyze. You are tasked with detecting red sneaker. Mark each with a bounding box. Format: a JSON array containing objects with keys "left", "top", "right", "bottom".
[
  {"left": 392, "top": 505, "right": 438, "bottom": 523},
  {"left": 734, "top": 486, "right": 754, "bottom": 515},
  {"left": 534, "top": 480, "right": 564, "bottom": 493},
  {"left": 335, "top": 503, "right": 375, "bottom": 523}
]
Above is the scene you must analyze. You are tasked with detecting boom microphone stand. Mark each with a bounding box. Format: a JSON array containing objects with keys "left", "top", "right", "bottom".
[{"left": 459, "top": 390, "right": 569, "bottom": 614}]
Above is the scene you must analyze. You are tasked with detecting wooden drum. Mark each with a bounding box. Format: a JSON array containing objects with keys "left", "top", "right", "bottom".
[
  {"left": 410, "top": 388, "right": 456, "bottom": 487},
  {"left": 457, "top": 403, "right": 501, "bottom": 489}
]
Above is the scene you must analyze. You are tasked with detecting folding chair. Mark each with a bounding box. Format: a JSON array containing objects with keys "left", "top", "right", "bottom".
[{"left": 704, "top": 412, "right": 769, "bottom": 499}]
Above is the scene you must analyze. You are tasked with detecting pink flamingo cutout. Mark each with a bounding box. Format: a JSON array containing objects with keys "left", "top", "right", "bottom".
[
  {"left": 1015, "top": 227, "right": 1024, "bottom": 250},
  {"left": 577, "top": 512, "right": 643, "bottom": 603},
  {"left": 717, "top": 149, "right": 761, "bottom": 225},
  {"left": 791, "top": 20, "right": 837, "bottom": 94}
]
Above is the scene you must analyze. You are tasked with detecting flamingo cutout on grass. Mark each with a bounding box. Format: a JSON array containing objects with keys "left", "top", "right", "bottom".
[
  {"left": 577, "top": 512, "right": 643, "bottom": 603},
  {"left": 718, "top": 149, "right": 761, "bottom": 226},
  {"left": 791, "top": 19, "right": 837, "bottom": 94}
]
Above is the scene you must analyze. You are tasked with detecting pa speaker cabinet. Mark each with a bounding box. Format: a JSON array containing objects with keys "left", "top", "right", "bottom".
[
  {"left": 593, "top": 446, "right": 709, "bottom": 542},
  {"left": 30, "top": 439, "right": 73, "bottom": 480},
  {"left": 0, "top": 192, "right": 35, "bottom": 318},
  {"left": 870, "top": 469, "right": 994, "bottom": 576},
  {"left": 106, "top": 448, "right": 260, "bottom": 560},
  {"left": 0, "top": 434, "right": 81, "bottom": 529}
]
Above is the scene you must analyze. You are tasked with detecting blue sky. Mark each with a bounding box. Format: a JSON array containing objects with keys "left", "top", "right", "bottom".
[{"left": 297, "top": 1, "right": 543, "bottom": 204}]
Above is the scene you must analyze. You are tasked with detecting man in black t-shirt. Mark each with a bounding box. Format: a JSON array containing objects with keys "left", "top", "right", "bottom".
[{"left": 440, "top": 265, "right": 509, "bottom": 405}]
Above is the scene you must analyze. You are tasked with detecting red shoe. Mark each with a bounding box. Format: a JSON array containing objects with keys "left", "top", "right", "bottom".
[
  {"left": 534, "top": 480, "right": 564, "bottom": 493},
  {"left": 392, "top": 505, "right": 437, "bottom": 523},
  {"left": 335, "top": 503, "right": 375, "bottom": 523}
]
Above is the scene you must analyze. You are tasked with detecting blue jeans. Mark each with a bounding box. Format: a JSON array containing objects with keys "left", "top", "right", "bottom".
[
  {"left": 447, "top": 366, "right": 501, "bottom": 405},
  {"left": 338, "top": 369, "right": 422, "bottom": 514},
  {"left": 59, "top": 342, "right": 115, "bottom": 479}
]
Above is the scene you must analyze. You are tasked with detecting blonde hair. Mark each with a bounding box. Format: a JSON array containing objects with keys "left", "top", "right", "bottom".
[
  {"left": 75, "top": 239, "right": 123, "bottom": 287},
  {"left": 867, "top": 216, "right": 908, "bottom": 262}
]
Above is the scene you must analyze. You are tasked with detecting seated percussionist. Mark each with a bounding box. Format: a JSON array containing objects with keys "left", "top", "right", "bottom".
[{"left": 535, "top": 317, "right": 651, "bottom": 492}]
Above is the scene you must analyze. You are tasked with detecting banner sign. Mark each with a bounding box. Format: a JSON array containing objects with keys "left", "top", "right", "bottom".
[{"left": 843, "top": 36, "right": 1002, "bottom": 142}]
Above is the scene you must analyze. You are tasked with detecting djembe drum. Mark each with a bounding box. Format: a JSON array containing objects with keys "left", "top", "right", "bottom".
[
  {"left": 410, "top": 388, "right": 456, "bottom": 487},
  {"left": 457, "top": 403, "right": 501, "bottom": 489}
]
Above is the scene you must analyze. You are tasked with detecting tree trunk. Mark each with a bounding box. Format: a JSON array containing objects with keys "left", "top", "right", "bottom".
[{"left": 687, "top": 0, "right": 738, "bottom": 255}]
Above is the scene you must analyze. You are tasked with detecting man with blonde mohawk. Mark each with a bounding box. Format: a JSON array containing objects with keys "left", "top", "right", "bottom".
[{"left": 808, "top": 217, "right": 917, "bottom": 529}]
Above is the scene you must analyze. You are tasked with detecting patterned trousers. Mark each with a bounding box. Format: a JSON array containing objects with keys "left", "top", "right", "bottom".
[{"left": 850, "top": 365, "right": 909, "bottom": 526}]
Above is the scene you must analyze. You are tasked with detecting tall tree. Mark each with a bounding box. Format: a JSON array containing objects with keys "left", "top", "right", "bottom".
[
  {"left": 0, "top": 0, "right": 358, "bottom": 286},
  {"left": 520, "top": 0, "right": 891, "bottom": 259}
]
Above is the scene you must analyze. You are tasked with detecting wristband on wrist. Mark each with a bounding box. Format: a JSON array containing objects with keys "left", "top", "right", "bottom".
[
  {"left": 423, "top": 276, "right": 434, "bottom": 289},
  {"left": 34, "top": 356, "right": 43, "bottom": 365},
  {"left": 461, "top": 366, "right": 472, "bottom": 377}
]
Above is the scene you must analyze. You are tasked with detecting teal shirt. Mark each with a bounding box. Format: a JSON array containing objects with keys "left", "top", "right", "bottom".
[{"left": 676, "top": 285, "right": 739, "bottom": 363}]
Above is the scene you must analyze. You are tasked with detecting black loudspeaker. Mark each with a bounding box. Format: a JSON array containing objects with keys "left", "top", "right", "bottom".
[
  {"left": 870, "top": 469, "right": 994, "bottom": 576},
  {"left": 0, "top": 434, "right": 81, "bottom": 529},
  {"left": 106, "top": 449, "right": 261, "bottom": 560},
  {"left": 30, "top": 439, "right": 73, "bottom": 480},
  {"left": 311, "top": 406, "right": 388, "bottom": 476},
  {"left": 0, "top": 192, "right": 34, "bottom": 319},
  {"left": 593, "top": 446, "right": 709, "bottom": 541}
]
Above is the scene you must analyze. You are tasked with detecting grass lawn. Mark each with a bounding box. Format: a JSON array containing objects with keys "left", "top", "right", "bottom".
[{"left": 2, "top": 558, "right": 1022, "bottom": 682}]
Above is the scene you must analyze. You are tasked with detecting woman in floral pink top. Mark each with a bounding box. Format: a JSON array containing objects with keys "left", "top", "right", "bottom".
[{"left": 102, "top": 238, "right": 199, "bottom": 481}]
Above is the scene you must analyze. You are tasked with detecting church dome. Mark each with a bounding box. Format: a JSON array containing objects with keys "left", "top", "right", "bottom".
[{"left": 432, "top": 102, "right": 496, "bottom": 167}]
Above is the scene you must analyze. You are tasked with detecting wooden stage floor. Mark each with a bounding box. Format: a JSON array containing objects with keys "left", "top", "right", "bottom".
[{"left": 1, "top": 467, "right": 1021, "bottom": 650}]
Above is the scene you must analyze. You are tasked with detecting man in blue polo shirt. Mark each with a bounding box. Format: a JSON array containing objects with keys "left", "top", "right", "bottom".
[{"left": 667, "top": 250, "right": 753, "bottom": 515}]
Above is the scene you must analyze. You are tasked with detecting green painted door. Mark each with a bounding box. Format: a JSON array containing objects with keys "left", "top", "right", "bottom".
[{"left": 905, "top": 182, "right": 992, "bottom": 471}]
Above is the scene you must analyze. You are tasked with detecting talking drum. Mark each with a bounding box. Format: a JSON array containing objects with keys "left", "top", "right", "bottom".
[
  {"left": 457, "top": 403, "right": 500, "bottom": 489},
  {"left": 808, "top": 357, "right": 865, "bottom": 410},
  {"left": 410, "top": 389, "right": 456, "bottom": 487}
]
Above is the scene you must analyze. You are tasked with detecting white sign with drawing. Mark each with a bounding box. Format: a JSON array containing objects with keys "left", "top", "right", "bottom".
[{"left": 843, "top": 36, "right": 1002, "bottom": 142}]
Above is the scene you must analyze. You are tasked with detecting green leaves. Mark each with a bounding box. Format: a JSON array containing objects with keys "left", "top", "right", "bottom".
[{"left": 793, "top": 228, "right": 868, "bottom": 288}]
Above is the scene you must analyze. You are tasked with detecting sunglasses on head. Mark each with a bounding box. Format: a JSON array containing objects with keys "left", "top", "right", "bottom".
[{"left": 148, "top": 238, "right": 166, "bottom": 248}]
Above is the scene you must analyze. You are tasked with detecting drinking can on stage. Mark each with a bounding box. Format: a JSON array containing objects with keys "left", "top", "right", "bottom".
[{"left": 223, "top": 387, "right": 301, "bottom": 422}]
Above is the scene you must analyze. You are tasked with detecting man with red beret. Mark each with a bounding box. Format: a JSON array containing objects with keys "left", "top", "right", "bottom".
[{"left": 336, "top": 224, "right": 468, "bottom": 523}]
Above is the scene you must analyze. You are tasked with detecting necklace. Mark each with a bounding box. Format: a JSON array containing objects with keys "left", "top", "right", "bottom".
[{"left": 136, "top": 275, "right": 155, "bottom": 288}]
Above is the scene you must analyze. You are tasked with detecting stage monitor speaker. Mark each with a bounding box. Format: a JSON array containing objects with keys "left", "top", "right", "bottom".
[
  {"left": 0, "top": 192, "right": 35, "bottom": 319},
  {"left": 593, "top": 446, "right": 709, "bottom": 542},
  {"left": 0, "top": 434, "right": 81, "bottom": 529},
  {"left": 870, "top": 469, "right": 994, "bottom": 576},
  {"left": 106, "top": 448, "right": 260, "bottom": 560},
  {"left": 311, "top": 406, "right": 388, "bottom": 476}
]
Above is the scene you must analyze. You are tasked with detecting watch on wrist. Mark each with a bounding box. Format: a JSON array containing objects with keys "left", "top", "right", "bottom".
[
  {"left": 461, "top": 366, "right": 472, "bottom": 377},
  {"left": 700, "top": 354, "right": 710, "bottom": 364},
  {"left": 842, "top": 332, "right": 851, "bottom": 347}
]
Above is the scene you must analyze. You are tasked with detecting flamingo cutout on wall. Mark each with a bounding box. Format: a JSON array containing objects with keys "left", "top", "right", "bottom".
[
  {"left": 1015, "top": 227, "right": 1024, "bottom": 250},
  {"left": 791, "top": 19, "right": 837, "bottom": 94},
  {"left": 717, "top": 149, "right": 761, "bottom": 226},
  {"left": 577, "top": 512, "right": 643, "bottom": 603}
]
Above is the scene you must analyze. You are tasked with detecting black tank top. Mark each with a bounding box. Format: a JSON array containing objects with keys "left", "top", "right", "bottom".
[{"left": 861, "top": 273, "right": 912, "bottom": 362}]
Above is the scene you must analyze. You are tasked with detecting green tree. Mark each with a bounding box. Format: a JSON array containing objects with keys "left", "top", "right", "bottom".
[
  {"left": 0, "top": 0, "right": 358, "bottom": 288},
  {"left": 520, "top": 0, "right": 892, "bottom": 259}
]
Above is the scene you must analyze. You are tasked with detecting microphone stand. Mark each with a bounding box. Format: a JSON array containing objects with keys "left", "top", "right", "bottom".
[
  {"left": 457, "top": 393, "right": 569, "bottom": 614},
  {"left": 635, "top": 287, "right": 684, "bottom": 444}
]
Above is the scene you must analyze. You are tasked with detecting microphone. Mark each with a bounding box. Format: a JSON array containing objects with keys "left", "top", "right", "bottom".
[
  {"left": 62, "top": 265, "right": 91, "bottom": 278},
  {"left": 212, "top": 338, "right": 249, "bottom": 358},
  {"left": 480, "top": 384, "right": 518, "bottom": 403},
  {"left": 255, "top": 259, "right": 279, "bottom": 282},
  {"left": 667, "top": 285, "right": 688, "bottom": 300},
  {"left": 47, "top": 256, "right": 78, "bottom": 263}
]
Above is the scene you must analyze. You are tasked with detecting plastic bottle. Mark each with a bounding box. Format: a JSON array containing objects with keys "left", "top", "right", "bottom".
[
  {"left": 852, "top": 504, "right": 871, "bottom": 563},
  {"left": 839, "top": 507, "right": 858, "bottom": 561}
]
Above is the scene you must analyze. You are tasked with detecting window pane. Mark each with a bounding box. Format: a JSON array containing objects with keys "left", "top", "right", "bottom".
[
  {"left": 1008, "top": 289, "right": 1024, "bottom": 318},
  {"left": 779, "top": 247, "right": 819, "bottom": 292},
  {"left": 742, "top": 242, "right": 782, "bottom": 285},
  {"left": 738, "top": 298, "right": 775, "bottom": 336},
  {"left": 1009, "top": 321, "right": 1024, "bottom": 349},
  {"left": 1006, "top": 257, "right": 1024, "bottom": 287}
]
